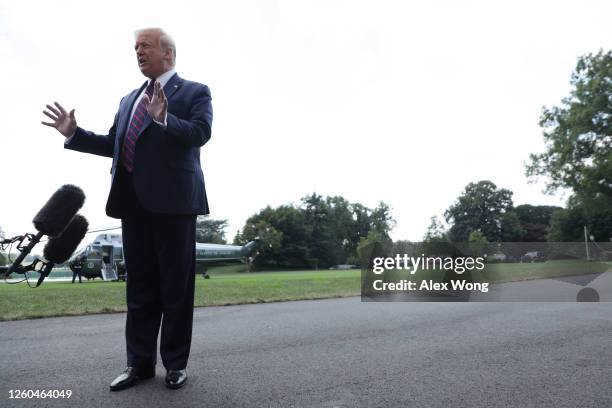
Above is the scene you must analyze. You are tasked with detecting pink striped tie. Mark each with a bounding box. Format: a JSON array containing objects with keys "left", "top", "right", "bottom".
[{"left": 121, "top": 80, "right": 156, "bottom": 172}]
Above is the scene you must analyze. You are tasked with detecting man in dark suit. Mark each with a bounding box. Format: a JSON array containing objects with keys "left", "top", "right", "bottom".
[{"left": 42, "top": 28, "right": 212, "bottom": 391}]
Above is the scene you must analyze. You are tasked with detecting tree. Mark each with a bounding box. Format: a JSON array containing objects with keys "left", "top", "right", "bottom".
[
  {"left": 444, "top": 181, "right": 514, "bottom": 242},
  {"left": 357, "top": 229, "right": 392, "bottom": 267},
  {"left": 526, "top": 50, "right": 612, "bottom": 201},
  {"left": 195, "top": 217, "right": 228, "bottom": 244},
  {"left": 513, "top": 204, "right": 562, "bottom": 242},
  {"left": 468, "top": 230, "right": 489, "bottom": 257},
  {"left": 326, "top": 196, "right": 357, "bottom": 263},
  {"left": 547, "top": 208, "right": 582, "bottom": 242},
  {"left": 234, "top": 219, "right": 283, "bottom": 265},
  {"left": 235, "top": 205, "right": 312, "bottom": 267},
  {"left": 348, "top": 203, "right": 372, "bottom": 255},
  {"left": 423, "top": 216, "right": 448, "bottom": 242},
  {"left": 302, "top": 193, "right": 342, "bottom": 268},
  {"left": 500, "top": 212, "right": 525, "bottom": 242},
  {"left": 369, "top": 202, "right": 396, "bottom": 240},
  {"left": 514, "top": 205, "right": 561, "bottom": 226},
  {"left": 235, "top": 195, "right": 396, "bottom": 268},
  {"left": 547, "top": 195, "right": 612, "bottom": 242}
]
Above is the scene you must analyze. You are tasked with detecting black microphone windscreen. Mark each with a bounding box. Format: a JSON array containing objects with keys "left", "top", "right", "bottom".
[
  {"left": 43, "top": 215, "right": 89, "bottom": 264},
  {"left": 33, "top": 185, "right": 85, "bottom": 237}
]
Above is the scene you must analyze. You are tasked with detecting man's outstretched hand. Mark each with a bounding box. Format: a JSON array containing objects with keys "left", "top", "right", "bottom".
[
  {"left": 42, "top": 102, "right": 77, "bottom": 138},
  {"left": 143, "top": 80, "right": 168, "bottom": 124}
]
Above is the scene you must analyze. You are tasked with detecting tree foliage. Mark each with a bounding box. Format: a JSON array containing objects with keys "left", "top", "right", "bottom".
[
  {"left": 234, "top": 219, "right": 283, "bottom": 264},
  {"left": 235, "top": 194, "right": 395, "bottom": 268},
  {"left": 444, "top": 180, "right": 514, "bottom": 242},
  {"left": 547, "top": 195, "right": 612, "bottom": 241},
  {"left": 423, "top": 216, "right": 447, "bottom": 242},
  {"left": 514, "top": 205, "right": 560, "bottom": 226},
  {"left": 195, "top": 217, "right": 228, "bottom": 244},
  {"left": 235, "top": 205, "right": 313, "bottom": 268},
  {"left": 514, "top": 204, "right": 561, "bottom": 242},
  {"left": 500, "top": 211, "right": 525, "bottom": 242},
  {"left": 357, "top": 229, "right": 393, "bottom": 267},
  {"left": 526, "top": 50, "right": 612, "bottom": 241},
  {"left": 526, "top": 49, "right": 612, "bottom": 200}
]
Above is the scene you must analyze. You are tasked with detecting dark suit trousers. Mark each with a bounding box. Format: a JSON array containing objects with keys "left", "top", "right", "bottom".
[{"left": 115, "top": 165, "right": 196, "bottom": 370}]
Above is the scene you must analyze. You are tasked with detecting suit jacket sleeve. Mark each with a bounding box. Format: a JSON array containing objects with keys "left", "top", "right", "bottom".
[
  {"left": 165, "top": 84, "right": 212, "bottom": 148},
  {"left": 64, "top": 109, "right": 119, "bottom": 158}
]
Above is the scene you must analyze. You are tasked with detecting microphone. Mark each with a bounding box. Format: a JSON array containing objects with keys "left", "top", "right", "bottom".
[
  {"left": 4, "top": 185, "right": 86, "bottom": 278},
  {"left": 33, "top": 184, "right": 86, "bottom": 238},
  {"left": 37, "top": 214, "right": 89, "bottom": 287}
]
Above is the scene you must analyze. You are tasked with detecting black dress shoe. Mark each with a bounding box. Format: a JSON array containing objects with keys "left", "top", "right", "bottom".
[
  {"left": 165, "top": 369, "right": 187, "bottom": 389},
  {"left": 109, "top": 366, "right": 155, "bottom": 392}
]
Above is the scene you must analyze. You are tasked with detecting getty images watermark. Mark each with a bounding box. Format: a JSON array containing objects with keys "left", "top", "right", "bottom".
[
  {"left": 372, "top": 254, "right": 489, "bottom": 293},
  {"left": 360, "top": 242, "right": 612, "bottom": 302}
]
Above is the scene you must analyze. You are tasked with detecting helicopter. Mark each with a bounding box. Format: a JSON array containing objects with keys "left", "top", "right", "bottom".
[{"left": 68, "top": 232, "right": 261, "bottom": 281}]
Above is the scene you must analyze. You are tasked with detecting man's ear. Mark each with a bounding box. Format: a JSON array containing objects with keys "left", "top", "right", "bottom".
[{"left": 164, "top": 48, "right": 174, "bottom": 65}]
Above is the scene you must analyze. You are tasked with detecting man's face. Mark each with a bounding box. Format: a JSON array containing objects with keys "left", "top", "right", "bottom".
[{"left": 134, "top": 31, "right": 170, "bottom": 79}]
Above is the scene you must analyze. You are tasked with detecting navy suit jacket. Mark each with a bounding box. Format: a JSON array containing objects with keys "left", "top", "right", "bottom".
[{"left": 65, "top": 73, "right": 212, "bottom": 218}]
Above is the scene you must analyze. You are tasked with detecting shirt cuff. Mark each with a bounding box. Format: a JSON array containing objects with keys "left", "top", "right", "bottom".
[
  {"left": 64, "top": 132, "right": 76, "bottom": 144},
  {"left": 153, "top": 112, "right": 167, "bottom": 129}
]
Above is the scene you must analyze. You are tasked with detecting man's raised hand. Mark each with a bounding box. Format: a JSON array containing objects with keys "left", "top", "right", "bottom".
[
  {"left": 42, "top": 102, "right": 77, "bottom": 138},
  {"left": 143, "top": 80, "right": 168, "bottom": 123}
]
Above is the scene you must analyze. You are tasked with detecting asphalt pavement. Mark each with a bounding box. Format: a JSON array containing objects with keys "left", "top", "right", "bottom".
[{"left": 1, "top": 295, "right": 612, "bottom": 407}]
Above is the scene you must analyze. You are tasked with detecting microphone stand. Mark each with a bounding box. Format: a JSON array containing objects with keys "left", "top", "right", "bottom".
[{"left": 2, "top": 232, "right": 45, "bottom": 278}]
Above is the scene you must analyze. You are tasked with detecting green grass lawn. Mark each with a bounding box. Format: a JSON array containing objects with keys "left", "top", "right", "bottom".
[
  {"left": 0, "top": 268, "right": 361, "bottom": 321},
  {"left": 1, "top": 260, "right": 611, "bottom": 321}
]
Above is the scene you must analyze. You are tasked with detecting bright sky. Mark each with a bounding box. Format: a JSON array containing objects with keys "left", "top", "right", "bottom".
[{"left": 1, "top": 0, "right": 610, "bottom": 244}]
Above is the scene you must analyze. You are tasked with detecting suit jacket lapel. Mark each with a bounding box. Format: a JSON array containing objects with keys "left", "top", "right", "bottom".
[{"left": 163, "top": 73, "right": 183, "bottom": 100}]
